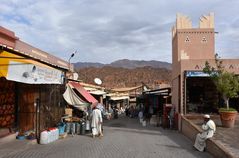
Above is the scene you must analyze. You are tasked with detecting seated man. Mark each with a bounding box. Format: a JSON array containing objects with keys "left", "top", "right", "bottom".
[{"left": 194, "top": 114, "right": 216, "bottom": 152}]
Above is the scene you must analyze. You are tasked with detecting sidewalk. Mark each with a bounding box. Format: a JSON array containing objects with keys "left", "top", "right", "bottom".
[{"left": 0, "top": 133, "right": 37, "bottom": 158}]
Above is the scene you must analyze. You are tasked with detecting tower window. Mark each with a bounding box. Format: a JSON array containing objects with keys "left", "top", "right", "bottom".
[
  {"left": 185, "top": 36, "right": 190, "bottom": 42},
  {"left": 201, "top": 37, "right": 207, "bottom": 43}
]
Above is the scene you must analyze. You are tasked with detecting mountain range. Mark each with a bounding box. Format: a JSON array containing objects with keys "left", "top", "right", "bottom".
[
  {"left": 74, "top": 59, "right": 171, "bottom": 70},
  {"left": 75, "top": 66, "right": 171, "bottom": 89},
  {"left": 74, "top": 59, "right": 172, "bottom": 89}
]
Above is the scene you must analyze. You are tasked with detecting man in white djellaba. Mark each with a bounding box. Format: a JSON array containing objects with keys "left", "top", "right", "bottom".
[
  {"left": 91, "top": 103, "right": 103, "bottom": 138},
  {"left": 194, "top": 114, "right": 216, "bottom": 151}
]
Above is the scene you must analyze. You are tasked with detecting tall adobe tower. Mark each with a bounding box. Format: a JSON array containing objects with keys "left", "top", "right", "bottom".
[
  {"left": 171, "top": 13, "right": 239, "bottom": 129},
  {"left": 171, "top": 13, "right": 216, "bottom": 115},
  {"left": 172, "top": 13, "right": 215, "bottom": 69}
]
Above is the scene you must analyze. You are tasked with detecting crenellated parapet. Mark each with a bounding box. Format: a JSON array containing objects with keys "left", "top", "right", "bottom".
[
  {"left": 172, "top": 13, "right": 215, "bottom": 37},
  {"left": 199, "top": 12, "right": 214, "bottom": 28},
  {"left": 172, "top": 13, "right": 192, "bottom": 37},
  {"left": 176, "top": 13, "right": 192, "bottom": 29}
]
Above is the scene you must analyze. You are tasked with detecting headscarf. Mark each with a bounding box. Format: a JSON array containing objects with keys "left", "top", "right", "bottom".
[{"left": 96, "top": 103, "right": 104, "bottom": 112}]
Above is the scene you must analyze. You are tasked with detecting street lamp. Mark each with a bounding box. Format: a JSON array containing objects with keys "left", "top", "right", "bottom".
[
  {"left": 68, "top": 50, "right": 77, "bottom": 71},
  {"left": 66, "top": 50, "right": 77, "bottom": 81}
]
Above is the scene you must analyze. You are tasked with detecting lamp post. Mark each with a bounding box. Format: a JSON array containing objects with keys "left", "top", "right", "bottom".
[
  {"left": 68, "top": 50, "right": 77, "bottom": 71},
  {"left": 67, "top": 50, "right": 77, "bottom": 80}
]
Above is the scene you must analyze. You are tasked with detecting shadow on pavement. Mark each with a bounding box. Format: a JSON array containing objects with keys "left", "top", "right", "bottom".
[{"left": 103, "top": 115, "right": 213, "bottom": 158}]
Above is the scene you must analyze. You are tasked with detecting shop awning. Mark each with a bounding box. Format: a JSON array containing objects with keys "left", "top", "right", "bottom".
[
  {"left": 69, "top": 81, "right": 98, "bottom": 104},
  {"left": 63, "top": 84, "right": 89, "bottom": 111},
  {"left": 143, "top": 87, "right": 171, "bottom": 96},
  {"left": 83, "top": 87, "right": 106, "bottom": 95},
  {"left": 110, "top": 96, "right": 129, "bottom": 101},
  {"left": 89, "top": 90, "right": 106, "bottom": 95},
  {"left": 111, "top": 85, "right": 143, "bottom": 92}
]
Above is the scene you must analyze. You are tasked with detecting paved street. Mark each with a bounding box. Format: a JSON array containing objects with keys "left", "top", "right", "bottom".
[{"left": 0, "top": 116, "right": 212, "bottom": 158}]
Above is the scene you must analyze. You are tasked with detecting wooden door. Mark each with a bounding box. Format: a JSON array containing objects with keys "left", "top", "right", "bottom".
[{"left": 18, "top": 84, "right": 39, "bottom": 132}]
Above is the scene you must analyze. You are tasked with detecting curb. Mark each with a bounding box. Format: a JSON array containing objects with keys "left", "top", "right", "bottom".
[{"left": 207, "top": 138, "right": 235, "bottom": 158}]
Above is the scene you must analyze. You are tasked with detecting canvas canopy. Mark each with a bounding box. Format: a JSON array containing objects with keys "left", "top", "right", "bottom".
[
  {"left": 69, "top": 81, "right": 98, "bottom": 104},
  {"left": 63, "top": 84, "right": 89, "bottom": 111}
]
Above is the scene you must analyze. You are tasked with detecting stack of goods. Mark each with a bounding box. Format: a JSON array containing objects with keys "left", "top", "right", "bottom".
[
  {"left": 0, "top": 80, "right": 15, "bottom": 128},
  {"left": 40, "top": 128, "right": 59, "bottom": 144}
]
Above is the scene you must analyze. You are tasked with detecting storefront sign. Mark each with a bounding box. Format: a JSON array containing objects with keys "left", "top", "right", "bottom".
[
  {"left": 186, "top": 71, "right": 210, "bottom": 77},
  {"left": 0, "top": 51, "right": 64, "bottom": 84},
  {"left": 7, "top": 61, "right": 64, "bottom": 84}
]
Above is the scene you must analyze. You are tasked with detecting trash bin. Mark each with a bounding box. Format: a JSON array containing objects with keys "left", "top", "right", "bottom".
[
  {"left": 58, "top": 122, "right": 66, "bottom": 135},
  {"left": 76, "top": 123, "right": 81, "bottom": 135},
  {"left": 65, "top": 122, "right": 71, "bottom": 134},
  {"left": 70, "top": 122, "right": 76, "bottom": 135},
  {"left": 86, "top": 120, "right": 90, "bottom": 131},
  {"left": 142, "top": 120, "right": 146, "bottom": 127},
  {"left": 80, "top": 121, "right": 86, "bottom": 135},
  {"left": 40, "top": 130, "right": 48, "bottom": 144}
]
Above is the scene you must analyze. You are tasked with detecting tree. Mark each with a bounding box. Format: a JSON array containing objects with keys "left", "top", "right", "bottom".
[{"left": 203, "top": 54, "right": 239, "bottom": 111}]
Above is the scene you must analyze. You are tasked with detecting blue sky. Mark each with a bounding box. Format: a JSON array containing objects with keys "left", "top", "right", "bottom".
[{"left": 1, "top": 0, "right": 239, "bottom": 63}]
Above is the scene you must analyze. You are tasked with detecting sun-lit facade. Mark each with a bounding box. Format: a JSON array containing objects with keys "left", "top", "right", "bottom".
[{"left": 171, "top": 13, "right": 239, "bottom": 129}]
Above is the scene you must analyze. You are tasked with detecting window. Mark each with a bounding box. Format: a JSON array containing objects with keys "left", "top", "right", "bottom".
[
  {"left": 185, "top": 36, "right": 190, "bottom": 42},
  {"left": 201, "top": 37, "right": 207, "bottom": 43}
]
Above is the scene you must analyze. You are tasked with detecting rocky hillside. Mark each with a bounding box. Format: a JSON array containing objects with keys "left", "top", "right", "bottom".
[
  {"left": 109, "top": 59, "right": 171, "bottom": 69},
  {"left": 74, "top": 59, "right": 171, "bottom": 70},
  {"left": 75, "top": 66, "right": 171, "bottom": 89}
]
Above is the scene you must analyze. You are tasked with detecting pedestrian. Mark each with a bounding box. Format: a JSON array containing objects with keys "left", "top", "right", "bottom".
[
  {"left": 194, "top": 114, "right": 216, "bottom": 152},
  {"left": 129, "top": 106, "right": 134, "bottom": 118},
  {"left": 138, "top": 109, "right": 143, "bottom": 123},
  {"left": 125, "top": 106, "right": 129, "bottom": 116},
  {"left": 108, "top": 106, "right": 113, "bottom": 119},
  {"left": 113, "top": 107, "right": 118, "bottom": 119},
  {"left": 91, "top": 103, "right": 103, "bottom": 138}
]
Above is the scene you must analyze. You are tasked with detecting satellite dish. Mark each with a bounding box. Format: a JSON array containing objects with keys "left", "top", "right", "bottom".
[
  {"left": 73, "top": 73, "right": 79, "bottom": 80},
  {"left": 94, "top": 78, "right": 102, "bottom": 85},
  {"left": 143, "top": 86, "right": 148, "bottom": 91}
]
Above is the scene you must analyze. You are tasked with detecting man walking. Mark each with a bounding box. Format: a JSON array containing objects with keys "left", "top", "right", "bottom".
[{"left": 91, "top": 103, "right": 103, "bottom": 138}]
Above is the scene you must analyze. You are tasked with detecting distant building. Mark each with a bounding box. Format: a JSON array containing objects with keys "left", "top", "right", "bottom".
[{"left": 171, "top": 13, "right": 239, "bottom": 129}]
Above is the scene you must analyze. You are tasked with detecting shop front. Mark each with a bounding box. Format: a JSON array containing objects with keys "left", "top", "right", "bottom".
[
  {"left": 0, "top": 49, "right": 67, "bottom": 139},
  {"left": 185, "top": 71, "right": 218, "bottom": 114},
  {"left": 138, "top": 88, "right": 171, "bottom": 127},
  {"left": 0, "top": 27, "right": 69, "bottom": 140}
]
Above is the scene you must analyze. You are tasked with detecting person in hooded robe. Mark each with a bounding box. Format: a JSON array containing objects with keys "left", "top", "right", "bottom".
[
  {"left": 194, "top": 114, "right": 216, "bottom": 152},
  {"left": 91, "top": 103, "right": 103, "bottom": 138}
]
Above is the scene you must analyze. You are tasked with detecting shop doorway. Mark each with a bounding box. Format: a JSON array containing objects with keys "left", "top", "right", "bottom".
[{"left": 186, "top": 77, "right": 218, "bottom": 114}]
